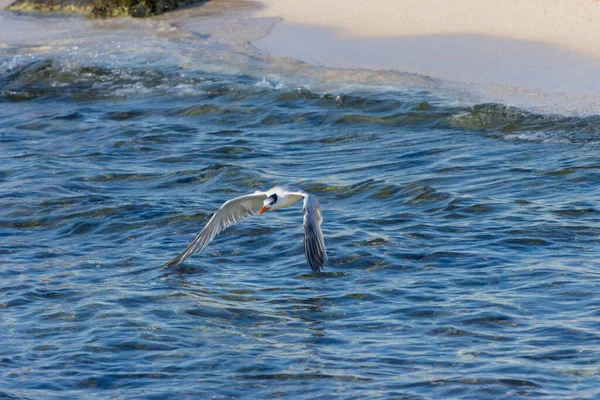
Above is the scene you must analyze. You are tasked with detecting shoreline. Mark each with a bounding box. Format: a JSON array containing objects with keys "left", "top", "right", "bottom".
[
  {"left": 3, "top": 0, "right": 600, "bottom": 112},
  {"left": 252, "top": 1, "right": 600, "bottom": 100}
]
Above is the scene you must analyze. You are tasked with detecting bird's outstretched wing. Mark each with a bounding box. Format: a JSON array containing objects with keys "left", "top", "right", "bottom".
[
  {"left": 298, "top": 193, "right": 327, "bottom": 273},
  {"left": 164, "top": 192, "right": 268, "bottom": 268}
]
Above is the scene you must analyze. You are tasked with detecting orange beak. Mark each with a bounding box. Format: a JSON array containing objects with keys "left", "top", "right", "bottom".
[{"left": 258, "top": 206, "right": 270, "bottom": 215}]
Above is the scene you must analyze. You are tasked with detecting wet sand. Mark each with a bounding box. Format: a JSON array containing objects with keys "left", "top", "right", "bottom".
[{"left": 254, "top": 24, "right": 600, "bottom": 96}]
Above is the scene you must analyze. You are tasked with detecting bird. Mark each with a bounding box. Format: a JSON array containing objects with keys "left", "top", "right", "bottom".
[{"left": 164, "top": 185, "right": 327, "bottom": 273}]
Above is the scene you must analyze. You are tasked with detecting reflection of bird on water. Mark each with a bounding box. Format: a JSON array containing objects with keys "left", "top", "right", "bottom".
[{"left": 165, "top": 185, "right": 327, "bottom": 273}]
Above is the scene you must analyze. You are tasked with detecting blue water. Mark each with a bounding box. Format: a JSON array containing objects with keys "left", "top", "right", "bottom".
[{"left": 2, "top": 6, "right": 600, "bottom": 399}]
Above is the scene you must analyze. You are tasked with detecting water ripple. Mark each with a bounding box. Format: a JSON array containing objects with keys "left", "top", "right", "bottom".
[{"left": 2, "top": 50, "right": 600, "bottom": 399}]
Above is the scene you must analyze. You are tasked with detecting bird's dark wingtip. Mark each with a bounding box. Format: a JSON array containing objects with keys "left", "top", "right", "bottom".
[{"left": 308, "top": 260, "right": 325, "bottom": 275}]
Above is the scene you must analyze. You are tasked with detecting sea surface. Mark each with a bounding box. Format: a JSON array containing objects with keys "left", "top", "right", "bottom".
[{"left": 2, "top": 2, "right": 600, "bottom": 399}]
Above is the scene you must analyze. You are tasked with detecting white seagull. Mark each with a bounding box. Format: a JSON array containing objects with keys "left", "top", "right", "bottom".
[{"left": 164, "top": 185, "right": 327, "bottom": 273}]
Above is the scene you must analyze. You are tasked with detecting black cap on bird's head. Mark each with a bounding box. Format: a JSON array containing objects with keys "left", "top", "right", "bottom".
[{"left": 259, "top": 193, "right": 278, "bottom": 215}]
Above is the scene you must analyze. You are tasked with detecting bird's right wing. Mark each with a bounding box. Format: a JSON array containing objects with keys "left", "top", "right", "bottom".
[
  {"left": 164, "top": 192, "right": 268, "bottom": 268},
  {"left": 300, "top": 193, "right": 327, "bottom": 273}
]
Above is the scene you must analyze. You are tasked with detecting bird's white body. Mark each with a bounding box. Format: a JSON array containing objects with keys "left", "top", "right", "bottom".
[{"left": 165, "top": 185, "right": 327, "bottom": 273}]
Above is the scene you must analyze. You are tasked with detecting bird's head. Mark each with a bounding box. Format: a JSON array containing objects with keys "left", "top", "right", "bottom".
[{"left": 259, "top": 193, "right": 278, "bottom": 215}]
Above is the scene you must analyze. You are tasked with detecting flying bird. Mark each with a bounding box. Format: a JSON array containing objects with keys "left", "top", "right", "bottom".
[{"left": 164, "top": 185, "right": 327, "bottom": 273}]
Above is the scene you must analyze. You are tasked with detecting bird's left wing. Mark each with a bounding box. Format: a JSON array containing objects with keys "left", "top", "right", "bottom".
[
  {"left": 164, "top": 192, "right": 268, "bottom": 268},
  {"left": 294, "top": 192, "right": 327, "bottom": 273}
]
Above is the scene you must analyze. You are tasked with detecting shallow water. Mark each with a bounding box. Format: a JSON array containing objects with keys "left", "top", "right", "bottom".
[{"left": 2, "top": 3, "right": 600, "bottom": 399}]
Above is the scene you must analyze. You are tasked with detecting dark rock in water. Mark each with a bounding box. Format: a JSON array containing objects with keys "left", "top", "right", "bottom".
[
  {"left": 5, "top": 0, "right": 207, "bottom": 18},
  {"left": 90, "top": 0, "right": 204, "bottom": 18}
]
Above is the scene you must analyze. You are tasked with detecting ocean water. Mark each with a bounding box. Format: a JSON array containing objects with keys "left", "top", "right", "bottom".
[{"left": 2, "top": 3, "right": 600, "bottom": 399}]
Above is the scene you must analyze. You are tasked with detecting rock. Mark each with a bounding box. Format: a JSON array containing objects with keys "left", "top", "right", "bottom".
[
  {"left": 5, "top": 0, "right": 206, "bottom": 18},
  {"left": 6, "top": 0, "right": 93, "bottom": 14}
]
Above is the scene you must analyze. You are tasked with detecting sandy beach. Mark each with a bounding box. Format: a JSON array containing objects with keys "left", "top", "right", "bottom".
[
  {"left": 254, "top": 0, "right": 600, "bottom": 98},
  {"left": 257, "top": 0, "right": 600, "bottom": 59}
]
